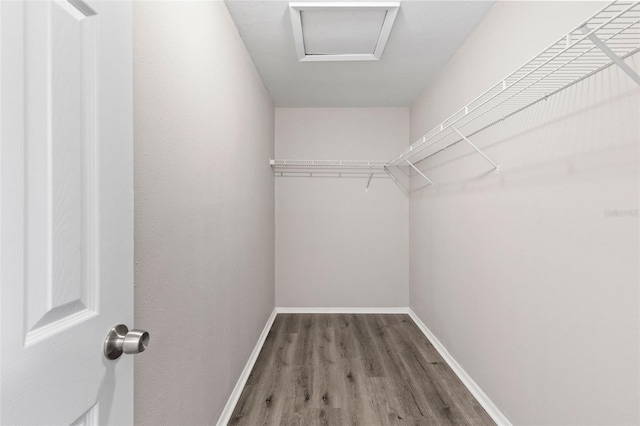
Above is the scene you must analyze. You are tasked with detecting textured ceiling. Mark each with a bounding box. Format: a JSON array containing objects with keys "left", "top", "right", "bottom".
[{"left": 225, "top": 0, "right": 494, "bottom": 107}]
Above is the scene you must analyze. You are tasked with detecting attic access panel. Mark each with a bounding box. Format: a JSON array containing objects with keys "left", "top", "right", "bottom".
[{"left": 289, "top": 2, "right": 400, "bottom": 62}]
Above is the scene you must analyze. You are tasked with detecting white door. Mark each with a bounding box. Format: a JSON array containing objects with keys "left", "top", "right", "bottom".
[{"left": 0, "top": 0, "right": 135, "bottom": 424}]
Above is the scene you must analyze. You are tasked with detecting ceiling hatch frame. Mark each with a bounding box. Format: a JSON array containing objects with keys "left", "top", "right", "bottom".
[{"left": 289, "top": 2, "right": 400, "bottom": 62}]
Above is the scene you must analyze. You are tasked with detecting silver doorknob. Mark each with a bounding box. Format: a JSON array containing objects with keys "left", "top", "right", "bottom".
[{"left": 104, "top": 324, "right": 150, "bottom": 360}]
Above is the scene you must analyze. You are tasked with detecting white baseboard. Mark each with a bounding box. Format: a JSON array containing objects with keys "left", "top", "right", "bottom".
[
  {"left": 407, "top": 308, "right": 511, "bottom": 426},
  {"left": 216, "top": 308, "right": 277, "bottom": 426},
  {"left": 275, "top": 306, "right": 409, "bottom": 314}
]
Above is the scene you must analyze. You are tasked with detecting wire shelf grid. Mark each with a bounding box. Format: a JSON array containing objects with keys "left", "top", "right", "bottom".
[
  {"left": 270, "top": 159, "right": 389, "bottom": 178},
  {"left": 387, "top": 0, "right": 640, "bottom": 168}
]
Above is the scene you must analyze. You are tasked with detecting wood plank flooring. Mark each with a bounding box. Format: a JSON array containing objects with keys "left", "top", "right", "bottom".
[{"left": 229, "top": 314, "right": 494, "bottom": 426}]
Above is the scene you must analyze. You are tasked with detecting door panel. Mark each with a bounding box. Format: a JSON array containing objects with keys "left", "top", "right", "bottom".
[
  {"left": 24, "top": 0, "right": 99, "bottom": 346},
  {"left": 1, "top": 1, "right": 134, "bottom": 424}
]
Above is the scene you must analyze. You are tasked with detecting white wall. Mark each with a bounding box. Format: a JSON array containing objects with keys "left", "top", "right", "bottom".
[
  {"left": 133, "top": 2, "right": 275, "bottom": 424},
  {"left": 276, "top": 108, "right": 409, "bottom": 307},
  {"left": 409, "top": 2, "right": 639, "bottom": 425}
]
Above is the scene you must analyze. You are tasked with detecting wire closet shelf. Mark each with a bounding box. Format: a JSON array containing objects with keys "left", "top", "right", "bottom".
[
  {"left": 270, "top": 159, "right": 388, "bottom": 177},
  {"left": 387, "top": 0, "right": 640, "bottom": 172},
  {"left": 271, "top": 1, "right": 640, "bottom": 189}
]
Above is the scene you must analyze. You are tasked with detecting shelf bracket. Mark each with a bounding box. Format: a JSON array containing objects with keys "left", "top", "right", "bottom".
[
  {"left": 581, "top": 25, "right": 640, "bottom": 86},
  {"left": 365, "top": 173, "right": 373, "bottom": 192},
  {"left": 451, "top": 126, "right": 499, "bottom": 173},
  {"left": 401, "top": 155, "right": 434, "bottom": 186},
  {"left": 384, "top": 167, "right": 409, "bottom": 195}
]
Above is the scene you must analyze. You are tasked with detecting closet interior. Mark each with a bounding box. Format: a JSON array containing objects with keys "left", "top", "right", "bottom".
[{"left": 132, "top": 1, "right": 640, "bottom": 425}]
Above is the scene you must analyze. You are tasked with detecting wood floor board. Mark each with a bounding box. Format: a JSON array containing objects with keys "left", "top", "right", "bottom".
[{"left": 229, "top": 314, "right": 495, "bottom": 426}]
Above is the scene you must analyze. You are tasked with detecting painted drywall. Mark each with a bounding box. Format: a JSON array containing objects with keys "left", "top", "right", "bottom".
[
  {"left": 133, "top": 2, "right": 275, "bottom": 424},
  {"left": 409, "top": 2, "right": 639, "bottom": 425},
  {"left": 275, "top": 108, "right": 409, "bottom": 307}
]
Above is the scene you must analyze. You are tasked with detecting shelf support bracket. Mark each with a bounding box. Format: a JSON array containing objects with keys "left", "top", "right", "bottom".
[
  {"left": 365, "top": 173, "right": 373, "bottom": 192},
  {"left": 451, "top": 126, "right": 499, "bottom": 173},
  {"left": 581, "top": 25, "right": 640, "bottom": 86},
  {"left": 384, "top": 167, "right": 409, "bottom": 195},
  {"left": 401, "top": 155, "right": 434, "bottom": 186}
]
